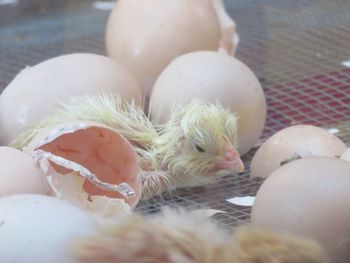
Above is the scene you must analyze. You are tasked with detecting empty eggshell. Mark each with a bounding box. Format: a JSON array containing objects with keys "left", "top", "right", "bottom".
[
  {"left": 23, "top": 120, "right": 141, "bottom": 216},
  {"left": 0, "top": 53, "right": 142, "bottom": 145},
  {"left": 149, "top": 51, "right": 266, "bottom": 155},
  {"left": 0, "top": 194, "right": 96, "bottom": 263},
  {"left": 251, "top": 157, "right": 350, "bottom": 263},
  {"left": 106, "top": 0, "right": 238, "bottom": 97},
  {"left": 0, "top": 146, "right": 49, "bottom": 196},
  {"left": 250, "top": 125, "right": 347, "bottom": 178}
]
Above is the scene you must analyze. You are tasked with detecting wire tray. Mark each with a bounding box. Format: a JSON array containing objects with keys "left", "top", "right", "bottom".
[{"left": 1, "top": 0, "right": 349, "bottom": 229}]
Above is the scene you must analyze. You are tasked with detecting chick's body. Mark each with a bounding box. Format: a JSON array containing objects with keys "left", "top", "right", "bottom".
[{"left": 12, "top": 95, "right": 244, "bottom": 199}]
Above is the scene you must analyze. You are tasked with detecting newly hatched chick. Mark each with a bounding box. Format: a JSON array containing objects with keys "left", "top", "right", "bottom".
[
  {"left": 11, "top": 95, "right": 244, "bottom": 199},
  {"left": 72, "top": 208, "right": 328, "bottom": 263}
]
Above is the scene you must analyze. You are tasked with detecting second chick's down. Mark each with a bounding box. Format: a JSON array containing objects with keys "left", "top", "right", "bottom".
[
  {"left": 72, "top": 208, "right": 328, "bottom": 263},
  {"left": 12, "top": 95, "right": 245, "bottom": 199}
]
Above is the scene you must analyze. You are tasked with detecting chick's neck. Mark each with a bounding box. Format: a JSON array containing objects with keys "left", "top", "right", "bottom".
[{"left": 137, "top": 122, "right": 194, "bottom": 198}]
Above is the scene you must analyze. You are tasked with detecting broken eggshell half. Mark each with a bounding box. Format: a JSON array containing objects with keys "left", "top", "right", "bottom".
[
  {"left": 212, "top": 0, "right": 240, "bottom": 55},
  {"left": 250, "top": 125, "right": 347, "bottom": 178},
  {"left": 22, "top": 120, "right": 141, "bottom": 217}
]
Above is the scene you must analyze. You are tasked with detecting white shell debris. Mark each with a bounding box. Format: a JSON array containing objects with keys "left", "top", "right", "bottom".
[
  {"left": 0, "top": 0, "right": 18, "bottom": 6},
  {"left": 93, "top": 1, "right": 115, "bottom": 11},
  {"left": 226, "top": 196, "right": 255, "bottom": 206},
  {"left": 341, "top": 60, "right": 350, "bottom": 68}
]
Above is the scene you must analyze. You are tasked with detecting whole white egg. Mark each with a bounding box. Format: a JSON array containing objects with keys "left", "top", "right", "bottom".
[
  {"left": 0, "top": 146, "right": 49, "bottom": 196},
  {"left": 251, "top": 157, "right": 350, "bottom": 263},
  {"left": 149, "top": 51, "right": 266, "bottom": 155},
  {"left": 0, "top": 53, "right": 142, "bottom": 145},
  {"left": 0, "top": 194, "right": 96, "bottom": 263}
]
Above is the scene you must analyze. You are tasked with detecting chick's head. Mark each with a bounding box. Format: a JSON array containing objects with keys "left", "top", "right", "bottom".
[
  {"left": 181, "top": 101, "right": 244, "bottom": 174},
  {"left": 158, "top": 100, "right": 244, "bottom": 183}
]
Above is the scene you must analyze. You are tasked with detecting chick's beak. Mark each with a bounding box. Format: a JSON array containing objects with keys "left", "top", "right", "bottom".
[{"left": 213, "top": 147, "right": 245, "bottom": 173}]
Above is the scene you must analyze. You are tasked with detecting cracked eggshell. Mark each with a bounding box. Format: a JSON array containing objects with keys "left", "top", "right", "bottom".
[
  {"left": 149, "top": 51, "right": 266, "bottom": 155},
  {"left": 251, "top": 157, "right": 350, "bottom": 263},
  {"left": 106, "top": 0, "right": 238, "bottom": 97},
  {"left": 250, "top": 125, "right": 347, "bottom": 178},
  {"left": 0, "top": 146, "right": 49, "bottom": 196},
  {"left": 24, "top": 120, "right": 141, "bottom": 215},
  {"left": 0, "top": 53, "right": 142, "bottom": 145},
  {"left": 0, "top": 194, "right": 96, "bottom": 263}
]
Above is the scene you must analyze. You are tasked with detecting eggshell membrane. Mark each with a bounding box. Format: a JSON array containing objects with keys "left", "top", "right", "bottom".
[
  {"left": 25, "top": 121, "right": 141, "bottom": 209},
  {"left": 0, "top": 146, "right": 49, "bottom": 196},
  {"left": 0, "top": 194, "right": 96, "bottom": 263},
  {"left": 0, "top": 53, "right": 142, "bottom": 145},
  {"left": 149, "top": 51, "right": 266, "bottom": 155},
  {"left": 250, "top": 125, "right": 347, "bottom": 178},
  {"left": 106, "top": 0, "right": 238, "bottom": 97},
  {"left": 251, "top": 157, "right": 350, "bottom": 263}
]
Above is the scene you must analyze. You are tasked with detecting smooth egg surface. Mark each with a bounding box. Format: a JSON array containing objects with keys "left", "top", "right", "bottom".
[
  {"left": 0, "top": 53, "right": 141, "bottom": 145},
  {"left": 251, "top": 157, "right": 350, "bottom": 263}
]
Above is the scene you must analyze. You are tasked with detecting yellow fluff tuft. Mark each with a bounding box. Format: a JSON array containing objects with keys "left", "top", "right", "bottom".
[
  {"left": 11, "top": 94, "right": 157, "bottom": 150},
  {"left": 230, "top": 227, "right": 328, "bottom": 263},
  {"left": 72, "top": 209, "right": 328, "bottom": 263}
]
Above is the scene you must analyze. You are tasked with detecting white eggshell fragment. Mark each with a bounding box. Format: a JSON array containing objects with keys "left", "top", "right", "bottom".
[
  {"left": 340, "top": 147, "right": 350, "bottom": 162},
  {"left": 0, "top": 146, "right": 49, "bottom": 196},
  {"left": 250, "top": 125, "right": 347, "bottom": 178},
  {"left": 106, "top": 0, "right": 238, "bottom": 97},
  {"left": 149, "top": 51, "right": 266, "bottom": 155},
  {"left": 24, "top": 120, "right": 141, "bottom": 214},
  {"left": 0, "top": 194, "right": 96, "bottom": 263},
  {"left": 0, "top": 53, "right": 142, "bottom": 145},
  {"left": 251, "top": 157, "right": 350, "bottom": 263}
]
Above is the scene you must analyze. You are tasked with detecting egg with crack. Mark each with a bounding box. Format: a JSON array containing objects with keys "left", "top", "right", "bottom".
[
  {"left": 106, "top": 0, "right": 239, "bottom": 97},
  {"left": 0, "top": 146, "right": 49, "bottom": 196},
  {"left": 0, "top": 194, "right": 96, "bottom": 263},
  {"left": 0, "top": 53, "right": 142, "bottom": 145},
  {"left": 23, "top": 120, "right": 141, "bottom": 216},
  {"left": 250, "top": 125, "right": 347, "bottom": 178}
]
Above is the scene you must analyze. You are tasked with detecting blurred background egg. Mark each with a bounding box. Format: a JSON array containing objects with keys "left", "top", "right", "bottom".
[
  {"left": 250, "top": 125, "right": 347, "bottom": 178},
  {"left": 24, "top": 120, "right": 141, "bottom": 210},
  {"left": 251, "top": 157, "right": 350, "bottom": 263},
  {"left": 149, "top": 51, "right": 266, "bottom": 155},
  {"left": 0, "top": 53, "right": 142, "bottom": 145},
  {"left": 0, "top": 194, "right": 96, "bottom": 263},
  {"left": 0, "top": 146, "right": 49, "bottom": 196},
  {"left": 105, "top": 0, "right": 238, "bottom": 98}
]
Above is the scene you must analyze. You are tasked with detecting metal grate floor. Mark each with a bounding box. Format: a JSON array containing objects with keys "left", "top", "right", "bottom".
[{"left": 1, "top": 0, "right": 350, "bottom": 230}]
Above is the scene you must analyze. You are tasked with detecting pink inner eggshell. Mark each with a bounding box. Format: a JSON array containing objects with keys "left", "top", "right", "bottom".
[{"left": 38, "top": 126, "right": 141, "bottom": 207}]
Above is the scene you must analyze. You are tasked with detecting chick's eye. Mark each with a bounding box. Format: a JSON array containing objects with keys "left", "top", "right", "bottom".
[{"left": 194, "top": 144, "right": 205, "bottom": 153}]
